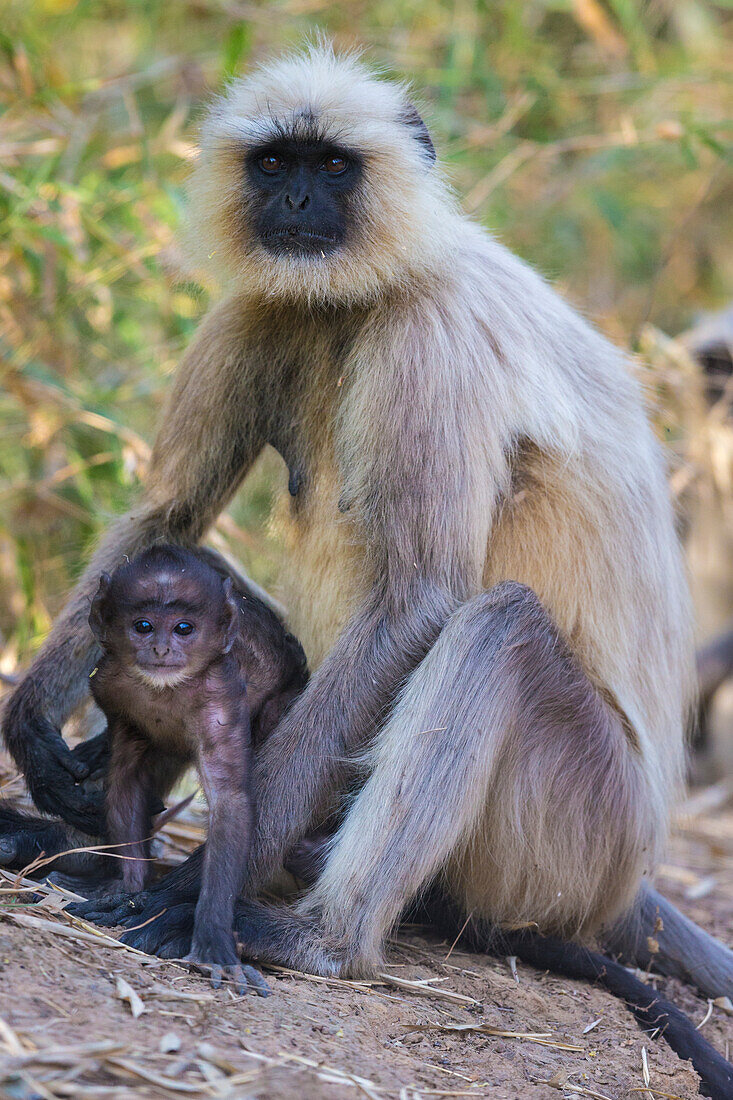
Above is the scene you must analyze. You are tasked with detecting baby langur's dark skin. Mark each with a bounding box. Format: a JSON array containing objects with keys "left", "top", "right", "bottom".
[{"left": 87, "top": 545, "right": 307, "bottom": 994}]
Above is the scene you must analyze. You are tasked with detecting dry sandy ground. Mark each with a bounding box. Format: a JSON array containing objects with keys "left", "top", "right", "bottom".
[{"left": 0, "top": 788, "right": 731, "bottom": 1100}]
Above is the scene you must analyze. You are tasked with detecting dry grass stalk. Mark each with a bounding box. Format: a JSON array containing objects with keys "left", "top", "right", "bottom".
[
  {"left": 115, "top": 976, "right": 146, "bottom": 1018},
  {"left": 103, "top": 1055, "right": 212, "bottom": 1093},
  {"left": 0, "top": 1014, "right": 26, "bottom": 1055},
  {"left": 542, "top": 1070, "right": 614, "bottom": 1100},
  {"left": 380, "top": 973, "right": 481, "bottom": 1006},
  {"left": 280, "top": 1051, "right": 382, "bottom": 1099},
  {"left": 6, "top": 1040, "right": 125, "bottom": 1066},
  {"left": 443, "top": 910, "right": 473, "bottom": 961},
  {"left": 403, "top": 1021, "right": 584, "bottom": 1051},
  {"left": 628, "top": 1090, "right": 687, "bottom": 1099},
  {"left": 640, "top": 1046, "right": 654, "bottom": 1099},
  {"left": 1, "top": 907, "right": 149, "bottom": 956},
  {"left": 238, "top": 1045, "right": 386, "bottom": 1097}
]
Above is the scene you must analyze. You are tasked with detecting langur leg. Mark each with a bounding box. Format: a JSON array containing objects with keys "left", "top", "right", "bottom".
[
  {"left": 183, "top": 725, "right": 270, "bottom": 996},
  {"left": 235, "top": 582, "right": 655, "bottom": 976},
  {"left": 105, "top": 730, "right": 166, "bottom": 894},
  {"left": 284, "top": 833, "right": 332, "bottom": 885}
]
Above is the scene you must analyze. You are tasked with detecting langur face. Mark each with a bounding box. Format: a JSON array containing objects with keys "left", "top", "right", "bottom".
[
  {"left": 90, "top": 566, "right": 235, "bottom": 688},
  {"left": 244, "top": 139, "right": 362, "bottom": 257},
  {"left": 187, "top": 48, "right": 452, "bottom": 302},
  {"left": 121, "top": 602, "right": 214, "bottom": 686}
]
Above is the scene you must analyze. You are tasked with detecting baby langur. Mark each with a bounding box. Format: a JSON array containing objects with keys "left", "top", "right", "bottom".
[{"left": 88, "top": 545, "right": 307, "bottom": 992}]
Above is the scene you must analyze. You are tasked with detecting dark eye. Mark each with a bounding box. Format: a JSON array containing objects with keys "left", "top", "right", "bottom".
[
  {"left": 322, "top": 155, "right": 348, "bottom": 175},
  {"left": 259, "top": 153, "right": 284, "bottom": 174},
  {"left": 133, "top": 620, "right": 153, "bottom": 634},
  {"left": 173, "top": 621, "right": 194, "bottom": 636}
]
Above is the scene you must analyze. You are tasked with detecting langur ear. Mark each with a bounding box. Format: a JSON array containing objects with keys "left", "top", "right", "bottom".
[
  {"left": 401, "top": 103, "right": 436, "bottom": 164},
  {"left": 89, "top": 573, "right": 112, "bottom": 642},
  {"left": 221, "top": 577, "right": 241, "bottom": 654}
]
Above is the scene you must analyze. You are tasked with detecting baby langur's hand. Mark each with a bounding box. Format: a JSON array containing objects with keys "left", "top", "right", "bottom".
[{"left": 183, "top": 926, "right": 270, "bottom": 997}]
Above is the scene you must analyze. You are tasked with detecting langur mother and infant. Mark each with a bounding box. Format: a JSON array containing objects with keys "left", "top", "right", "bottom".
[{"left": 0, "top": 45, "right": 731, "bottom": 1097}]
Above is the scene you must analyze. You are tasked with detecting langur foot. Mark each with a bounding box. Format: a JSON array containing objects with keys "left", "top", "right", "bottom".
[
  {"left": 70, "top": 848, "right": 204, "bottom": 938},
  {"left": 129, "top": 903, "right": 196, "bottom": 958},
  {"left": 184, "top": 923, "right": 270, "bottom": 996},
  {"left": 0, "top": 835, "right": 23, "bottom": 868},
  {"left": 184, "top": 958, "right": 270, "bottom": 997},
  {"left": 234, "top": 898, "right": 358, "bottom": 978},
  {"left": 0, "top": 804, "right": 84, "bottom": 872}
]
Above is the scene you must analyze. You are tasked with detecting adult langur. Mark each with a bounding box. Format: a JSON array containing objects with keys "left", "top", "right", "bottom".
[{"left": 2, "top": 45, "right": 731, "bottom": 1094}]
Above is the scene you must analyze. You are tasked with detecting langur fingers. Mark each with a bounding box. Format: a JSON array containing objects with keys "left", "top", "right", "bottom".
[
  {"left": 70, "top": 730, "right": 111, "bottom": 781},
  {"left": 123, "top": 902, "right": 196, "bottom": 956},
  {"left": 44, "top": 725, "right": 92, "bottom": 781},
  {"left": 0, "top": 837, "right": 20, "bottom": 867},
  {"left": 30, "top": 764, "right": 104, "bottom": 832},
  {"left": 67, "top": 890, "right": 150, "bottom": 927},
  {"left": 183, "top": 958, "right": 271, "bottom": 997},
  {"left": 241, "top": 963, "right": 271, "bottom": 997}
]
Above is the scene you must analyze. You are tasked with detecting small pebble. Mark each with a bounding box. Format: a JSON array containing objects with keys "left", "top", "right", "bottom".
[{"left": 159, "top": 1032, "right": 181, "bottom": 1054}]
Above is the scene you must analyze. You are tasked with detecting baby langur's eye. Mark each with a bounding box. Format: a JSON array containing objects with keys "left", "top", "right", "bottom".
[
  {"left": 133, "top": 620, "right": 154, "bottom": 634},
  {"left": 173, "top": 621, "right": 194, "bottom": 637},
  {"left": 259, "top": 154, "right": 284, "bottom": 174},
  {"left": 322, "top": 155, "right": 348, "bottom": 175}
]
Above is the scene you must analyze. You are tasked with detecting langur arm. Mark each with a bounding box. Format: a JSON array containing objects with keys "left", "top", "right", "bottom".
[{"left": 2, "top": 297, "right": 267, "bottom": 832}]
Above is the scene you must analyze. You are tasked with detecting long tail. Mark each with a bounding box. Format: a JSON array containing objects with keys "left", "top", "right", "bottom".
[{"left": 420, "top": 893, "right": 733, "bottom": 1100}]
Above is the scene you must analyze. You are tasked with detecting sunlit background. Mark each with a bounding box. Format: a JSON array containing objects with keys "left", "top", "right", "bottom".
[{"left": 1, "top": 0, "right": 731, "bottom": 717}]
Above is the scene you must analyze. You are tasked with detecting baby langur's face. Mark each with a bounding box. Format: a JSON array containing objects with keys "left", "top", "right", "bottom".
[
  {"left": 123, "top": 604, "right": 216, "bottom": 688},
  {"left": 105, "top": 573, "right": 232, "bottom": 689}
]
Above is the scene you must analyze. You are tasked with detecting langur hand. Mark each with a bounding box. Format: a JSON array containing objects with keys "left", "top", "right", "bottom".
[
  {"left": 66, "top": 889, "right": 152, "bottom": 927},
  {"left": 70, "top": 729, "right": 111, "bottom": 782},
  {"left": 71, "top": 892, "right": 270, "bottom": 997},
  {"left": 68, "top": 847, "right": 205, "bottom": 939},
  {"left": 3, "top": 689, "right": 104, "bottom": 833}
]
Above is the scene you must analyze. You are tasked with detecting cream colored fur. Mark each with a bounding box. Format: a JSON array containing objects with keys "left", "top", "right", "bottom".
[
  {"left": 181, "top": 46, "right": 696, "bottom": 968},
  {"left": 186, "top": 43, "right": 456, "bottom": 305},
  {"left": 9, "top": 44, "right": 695, "bottom": 979}
]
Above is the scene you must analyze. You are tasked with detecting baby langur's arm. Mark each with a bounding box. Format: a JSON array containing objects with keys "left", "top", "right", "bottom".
[{"left": 185, "top": 698, "right": 269, "bottom": 996}]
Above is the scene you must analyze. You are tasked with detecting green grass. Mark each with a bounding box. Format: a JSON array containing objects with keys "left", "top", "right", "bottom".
[{"left": 0, "top": 0, "right": 730, "bottom": 664}]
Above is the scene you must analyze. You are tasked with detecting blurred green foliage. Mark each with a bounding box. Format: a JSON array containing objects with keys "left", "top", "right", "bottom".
[{"left": 0, "top": 0, "right": 730, "bottom": 664}]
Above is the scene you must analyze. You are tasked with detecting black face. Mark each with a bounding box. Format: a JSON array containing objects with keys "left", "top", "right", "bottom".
[{"left": 245, "top": 139, "right": 362, "bottom": 256}]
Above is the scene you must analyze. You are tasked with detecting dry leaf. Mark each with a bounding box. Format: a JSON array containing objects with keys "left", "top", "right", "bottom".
[{"left": 116, "top": 976, "right": 145, "bottom": 1018}]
